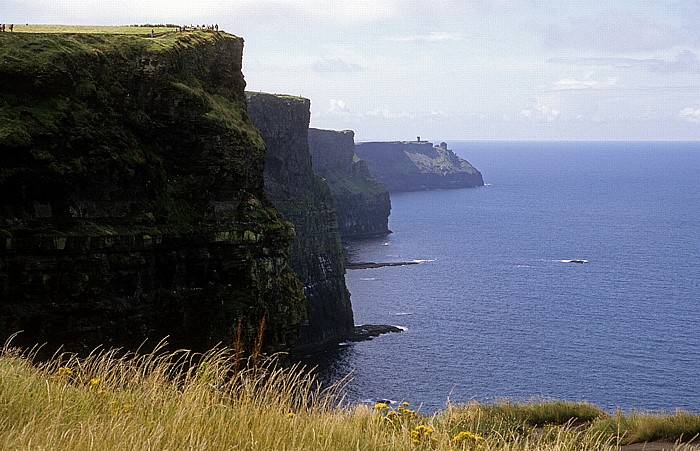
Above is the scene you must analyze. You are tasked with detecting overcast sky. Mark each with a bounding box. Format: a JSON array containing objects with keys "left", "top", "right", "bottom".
[{"left": 4, "top": 0, "right": 700, "bottom": 141}]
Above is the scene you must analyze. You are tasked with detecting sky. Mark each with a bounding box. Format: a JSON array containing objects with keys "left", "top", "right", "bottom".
[{"left": 4, "top": 0, "right": 700, "bottom": 141}]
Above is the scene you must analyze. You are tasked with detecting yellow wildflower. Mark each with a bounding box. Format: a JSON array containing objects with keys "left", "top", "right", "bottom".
[
  {"left": 50, "top": 366, "right": 73, "bottom": 381},
  {"left": 410, "top": 424, "right": 435, "bottom": 444},
  {"left": 398, "top": 404, "right": 417, "bottom": 420},
  {"left": 89, "top": 378, "right": 101, "bottom": 387},
  {"left": 110, "top": 401, "right": 133, "bottom": 413},
  {"left": 374, "top": 402, "right": 388, "bottom": 410},
  {"left": 452, "top": 430, "right": 485, "bottom": 449}
]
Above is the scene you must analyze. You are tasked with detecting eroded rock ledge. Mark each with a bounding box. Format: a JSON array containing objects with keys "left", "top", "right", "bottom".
[
  {"left": 351, "top": 324, "right": 405, "bottom": 342},
  {"left": 308, "top": 128, "right": 391, "bottom": 239}
]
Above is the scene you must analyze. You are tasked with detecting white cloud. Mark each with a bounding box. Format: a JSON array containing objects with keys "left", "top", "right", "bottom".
[
  {"left": 537, "top": 12, "right": 684, "bottom": 52},
  {"left": 548, "top": 51, "right": 700, "bottom": 74},
  {"left": 526, "top": 96, "right": 561, "bottom": 122},
  {"left": 312, "top": 58, "right": 361, "bottom": 73},
  {"left": 544, "top": 77, "right": 619, "bottom": 91},
  {"left": 387, "top": 32, "right": 463, "bottom": 42},
  {"left": 364, "top": 106, "right": 413, "bottom": 119},
  {"left": 537, "top": 105, "right": 561, "bottom": 122},
  {"left": 328, "top": 99, "right": 351, "bottom": 115},
  {"left": 274, "top": 0, "right": 397, "bottom": 24},
  {"left": 4, "top": 0, "right": 398, "bottom": 26},
  {"left": 519, "top": 97, "right": 562, "bottom": 123},
  {"left": 679, "top": 107, "right": 700, "bottom": 123}
]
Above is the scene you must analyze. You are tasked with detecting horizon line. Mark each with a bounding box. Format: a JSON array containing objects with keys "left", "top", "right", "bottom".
[{"left": 354, "top": 138, "right": 700, "bottom": 143}]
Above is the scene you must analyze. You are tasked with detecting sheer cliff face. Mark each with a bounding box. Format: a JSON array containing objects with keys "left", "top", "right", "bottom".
[
  {"left": 308, "top": 128, "right": 391, "bottom": 239},
  {"left": 354, "top": 141, "right": 485, "bottom": 192},
  {"left": 246, "top": 94, "right": 354, "bottom": 350},
  {"left": 0, "top": 32, "right": 306, "bottom": 353}
]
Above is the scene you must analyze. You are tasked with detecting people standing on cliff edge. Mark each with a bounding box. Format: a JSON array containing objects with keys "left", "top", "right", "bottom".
[{"left": 9, "top": 24, "right": 13, "bottom": 32}]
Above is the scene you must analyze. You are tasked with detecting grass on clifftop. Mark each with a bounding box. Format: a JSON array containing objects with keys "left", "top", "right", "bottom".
[
  {"left": 0, "top": 25, "right": 238, "bottom": 75},
  {"left": 8, "top": 24, "right": 176, "bottom": 34},
  {"left": 2, "top": 338, "right": 700, "bottom": 450}
]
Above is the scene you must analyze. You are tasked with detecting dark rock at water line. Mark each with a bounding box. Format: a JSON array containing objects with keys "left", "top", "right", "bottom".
[
  {"left": 345, "top": 261, "right": 421, "bottom": 269},
  {"left": 351, "top": 324, "right": 405, "bottom": 342}
]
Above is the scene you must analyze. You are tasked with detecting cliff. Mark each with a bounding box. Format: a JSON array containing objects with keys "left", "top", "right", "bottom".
[
  {"left": 308, "top": 128, "right": 391, "bottom": 239},
  {"left": 245, "top": 93, "right": 354, "bottom": 350},
  {"left": 0, "top": 31, "right": 306, "bottom": 353},
  {"left": 354, "top": 140, "right": 484, "bottom": 192}
]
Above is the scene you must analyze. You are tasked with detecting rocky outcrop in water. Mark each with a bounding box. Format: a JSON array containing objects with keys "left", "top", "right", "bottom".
[
  {"left": 246, "top": 93, "right": 354, "bottom": 351},
  {"left": 308, "top": 128, "right": 391, "bottom": 239},
  {"left": 354, "top": 140, "right": 484, "bottom": 192},
  {"left": 0, "top": 31, "right": 306, "bottom": 353}
]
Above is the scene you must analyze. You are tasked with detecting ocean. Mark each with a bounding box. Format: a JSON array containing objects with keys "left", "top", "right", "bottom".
[{"left": 308, "top": 141, "right": 700, "bottom": 413}]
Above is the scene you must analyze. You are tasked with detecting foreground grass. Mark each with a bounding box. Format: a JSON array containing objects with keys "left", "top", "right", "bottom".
[{"left": 0, "top": 341, "right": 698, "bottom": 450}]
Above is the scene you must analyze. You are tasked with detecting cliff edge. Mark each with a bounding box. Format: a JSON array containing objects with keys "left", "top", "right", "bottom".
[
  {"left": 354, "top": 140, "right": 484, "bottom": 192},
  {"left": 0, "top": 31, "right": 306, "bottom": 353},
  {"left": 308, "top": 128, "right": 391, "bottom": 239},
  {"left": 246, "top": 93, "right": 354, "bottom": 351}
]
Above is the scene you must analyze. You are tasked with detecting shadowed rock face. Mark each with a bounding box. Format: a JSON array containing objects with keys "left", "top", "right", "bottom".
[
  {"left": 246, "top": 93, "right": 354, "bottom": 351},
  {"left": 0, "top": 32, "right": 306, "bottom": 354},
  {"left": 354, "top": 140, "right": 484, "bottom": 192},
  {"left": 308, "top": 128, "right": 391, "bottom": 239}
]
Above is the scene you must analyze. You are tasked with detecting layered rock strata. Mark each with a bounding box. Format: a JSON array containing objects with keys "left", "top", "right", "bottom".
[
  {"left": 0, "top": 31, "right": 306, "bottom": 353},
  {"left": 354, "top": 140, "right": 484, "bottom": 192},
  {"left": 246, "top": 93, "right": 354, "bottom": 350},
  {"left": 308, "top": 128, "right": 391, "bottom": 239}
]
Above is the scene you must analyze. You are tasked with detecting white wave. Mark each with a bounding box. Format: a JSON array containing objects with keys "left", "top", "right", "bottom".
[
  {"left": 412, "top": 259, "right": 436, "bottom": 263},
  {"left": 394, "top": 325, "right": 408, "bottom": 332},
  {"left": 363, "top": 398, "right": 397, "bottom": 405},
  {"left": 516, "top": 264, "right": 531, "bottom": 268},
  {"left": 382, "top": 242, "right": 389, "bottom": 246},
  {"left": 394, "top": 312, "right": 412, "bottom": 316},
  {"left": 359, "top": 277, "right": 377, "bottom": 281},
  {"left": 338, "top": 341, "right": 352, "bottom": 347},
  {"left": 559, "top": 259, "right": 589, "bottom": 264}
]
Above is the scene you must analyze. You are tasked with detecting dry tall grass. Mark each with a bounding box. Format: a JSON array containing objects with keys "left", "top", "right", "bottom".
[{"left": 0, "top": 335, "right": 697, "bottom": 450}]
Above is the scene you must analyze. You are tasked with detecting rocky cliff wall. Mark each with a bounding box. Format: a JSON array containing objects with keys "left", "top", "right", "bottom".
[
  {"left": 354, "top": 141, "right": 484, "bottom": 192},
  {"left": 246, "top": 94, "right": 354, "bottom": 350},
  {"left": 308, "top": 128, "right": 391, "bottom": 239},
  {"left": 0, "top": 31, "right": 306, "bottom": 353}
]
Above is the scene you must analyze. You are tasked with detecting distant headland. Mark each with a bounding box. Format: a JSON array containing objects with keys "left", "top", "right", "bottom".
[{"left": 354, "top": 139, "right": 484, "bottom": 192}]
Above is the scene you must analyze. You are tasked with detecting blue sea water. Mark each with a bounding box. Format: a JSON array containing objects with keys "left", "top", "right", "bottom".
[{"left": 308, "top": 141, "right": 700, "bottom": 413}]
